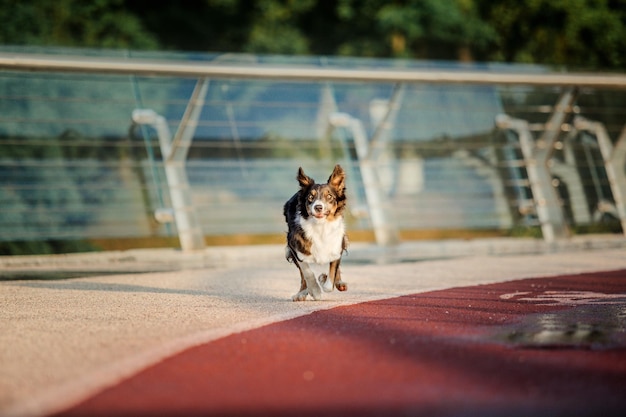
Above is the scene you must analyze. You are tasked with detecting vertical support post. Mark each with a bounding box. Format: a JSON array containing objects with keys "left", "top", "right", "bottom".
[
  {"left": 321, "top": 84, "right": 404, "bottom": 246},
  {"left": 316, "top": 83, "right": 339, "bottom": 160},
  {"left": 169, "top": 78, "right": 210, "bottom": 161},
  {"left": 132, "top": 78, "right": 209, "bottom": 252},
  {"left": 549, "top": 134, "right": 592, "bottom": 225},
  {"left": 329, "top": 112, "right": 399, "bottom": 246},
  {"left": 496, "top": 87, "right": 576, "bottom": 241},
  {"left": 368, "top": 84, "right": 405, "bottom": 161},
  {"left": 517, "top": 116, "right": 568, "bottom": 241},
  {"left": 163, "top": 160, "right": 205, "bottom": 251},
  {"left": 574, "top": 117, "right": 626, "bottom": 235}
]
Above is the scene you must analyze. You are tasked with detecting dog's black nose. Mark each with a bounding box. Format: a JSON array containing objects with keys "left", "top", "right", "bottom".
[{"left": 314, "top": 204, "right": 323, "bottom": 213}]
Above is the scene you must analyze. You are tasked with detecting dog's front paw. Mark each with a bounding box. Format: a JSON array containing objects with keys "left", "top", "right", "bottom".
[
  {"left": 292, "top": 290, "right": 308, "bottom": 302},
  {"left": 335, "top": 280, "right": 348, "bottom": 291}
]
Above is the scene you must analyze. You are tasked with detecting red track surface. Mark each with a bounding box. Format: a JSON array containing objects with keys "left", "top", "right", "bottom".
[{"left": 54, "top": 270, "right": 626, "bottom": 417}]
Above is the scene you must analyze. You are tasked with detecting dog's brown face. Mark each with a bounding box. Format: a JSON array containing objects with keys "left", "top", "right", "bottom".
[{"left": 297, "top": 165, "right": 346, "bottom": 222}]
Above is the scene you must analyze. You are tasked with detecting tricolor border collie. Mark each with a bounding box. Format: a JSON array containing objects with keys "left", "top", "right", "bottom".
[{"left": 284, "top": 165, "right": 348, "bottom": 301}]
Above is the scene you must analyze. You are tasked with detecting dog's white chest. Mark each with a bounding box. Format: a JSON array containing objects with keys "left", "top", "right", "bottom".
[{"left": 298, "top": 215, "right": 345, "bottom": 264}]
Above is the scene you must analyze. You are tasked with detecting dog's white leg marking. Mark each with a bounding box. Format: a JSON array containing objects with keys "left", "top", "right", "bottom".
[
  {"left": 322, "top": 278, "right": 334, "bottom": 292},
  {"left": 309, "top": 262, "right": 334, "bottom": 293},
  {"left": 319, "top": 271, "right": 334, "bottom": 292},
  {"left": 300, "top": 262, "right": 322, "bottom": 300}
]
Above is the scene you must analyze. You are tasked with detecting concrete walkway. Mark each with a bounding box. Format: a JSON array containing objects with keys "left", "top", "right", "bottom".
[{"left": 1, "top": 236, "right": 626, "bottom": 417}]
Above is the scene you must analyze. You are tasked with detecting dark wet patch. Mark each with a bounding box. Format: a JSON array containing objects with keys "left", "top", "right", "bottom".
[{"left": 496, "top": 303, "right": 626, "bottom": 350}]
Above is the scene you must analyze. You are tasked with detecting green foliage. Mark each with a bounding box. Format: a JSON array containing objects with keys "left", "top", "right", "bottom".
[
  {"left": 479, "top": 0, "right": 626, "bottom": 69},
  {"left": 245, "top": 0, "right": 313, "bottom": 54},
  {"left": 310, "top": 0, "right": 496, "bottom": 60},
  {"left": 375, "top": 0, "right": 497, "bottom": 59},
  {"left": 0, "top": 0, "right": 158, "bottom": 49},
  {"left": 2, "top": 0, "right": 623, "bottom": 69}
]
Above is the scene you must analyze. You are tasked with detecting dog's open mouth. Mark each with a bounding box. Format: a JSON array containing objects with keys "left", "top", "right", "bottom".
[{"left": 313, "top": 212, "right": 327, "bottom": 219}]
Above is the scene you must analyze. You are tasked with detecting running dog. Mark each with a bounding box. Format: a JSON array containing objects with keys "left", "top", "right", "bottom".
[{"left": 283, "top": 165, "right": 348, "bottom": 301}]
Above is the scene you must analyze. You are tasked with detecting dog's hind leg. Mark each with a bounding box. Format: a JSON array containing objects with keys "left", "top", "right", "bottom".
[
  {"left": 292, "top": 267, "right": 309, "bottom": 302},
  {"left": 319, "top": 272, "right": 333, "bottom": 292}
]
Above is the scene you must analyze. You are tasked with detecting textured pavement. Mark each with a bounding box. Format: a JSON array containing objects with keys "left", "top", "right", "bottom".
[{"left": 1, "top": 237, "right": 625, "bottom": 417}]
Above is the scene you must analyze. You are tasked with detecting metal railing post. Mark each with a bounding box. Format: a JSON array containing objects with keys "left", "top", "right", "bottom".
[
  {"left": 132, "top": 78, "right": 210, "bottom": 251},
  {"left": 132, "top": 109, "right": 205, "bottom": 251},
  {"left": 549, "top": 132, "right": 592, "bottom": 225},
  {"left": 497, "top": 115, "right": 565, "bottom": 241},
  {"left": 496, "top": 92, "right": 576, "bottom": 242},
  {"left": 329, "top": 112, "right": 399, "bottom": 246},
  {"left": 574, "top": 116, "right": 626, "bottom": 235}
]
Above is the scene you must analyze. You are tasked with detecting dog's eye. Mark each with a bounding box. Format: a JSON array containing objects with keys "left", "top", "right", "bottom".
[
  {"left": 326, "top": 194, "right": 335, "bottom": 202},
  {"left": 307, "top": 194, "right": 315, "bottom": 202}
]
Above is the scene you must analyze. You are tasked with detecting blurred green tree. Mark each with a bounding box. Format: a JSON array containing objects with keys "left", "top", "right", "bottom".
[
  {"left": 477, "top": 0, "right": 626, "bottom": 69},
  {"left": 337, "top": 0, "right": 496, "bottom": 61},
  {"left": 2, "top": 0, "right": 625, "bottom": 68},
  {"left": 244, "top": 0, "right": 315, "bottom": 54},
  {"left": 0, "top": 0, "right": 158, "bottom": 49},
  {"left": 127, "top": 0, "right": 626, "bottom": 69},
  {"left": 125, "top": 0, "right": 497, "bottom": 60}
]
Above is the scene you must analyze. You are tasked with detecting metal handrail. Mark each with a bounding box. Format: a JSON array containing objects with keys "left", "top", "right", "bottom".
[{"left": 1, "top": 52, "right": 626, "bottom": 89}]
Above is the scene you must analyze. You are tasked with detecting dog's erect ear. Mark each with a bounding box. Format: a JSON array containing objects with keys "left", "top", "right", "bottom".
[
  {"left": 327, "top": 164, "right": 345, "bottom": 194},
  {"left": 297, "top": 167, "right": 315, "bottom": 189}
]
